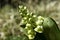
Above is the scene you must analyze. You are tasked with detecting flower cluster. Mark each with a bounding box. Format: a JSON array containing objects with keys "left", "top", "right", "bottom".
[{"left": 19, "top": 6, "right": 44, "bottom": 40}]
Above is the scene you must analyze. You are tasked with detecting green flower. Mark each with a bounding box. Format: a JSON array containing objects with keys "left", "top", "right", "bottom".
[
  {"left": 38, "top": 16, "right": 44, "bottom": 20},
  {"left": 26, "top": 23, "right": 31, "bottom": 27},
  {"left": 34, "top": 25, "right": 43, "bottom": 33},
  {"left": 36, "top": 20, "right": 43, "bottom": 25},
  {"left": 28, "top": 34, "right": 35, "bottom": 39}
]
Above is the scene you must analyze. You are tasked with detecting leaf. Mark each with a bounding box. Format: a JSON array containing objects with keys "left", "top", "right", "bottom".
[{"left": 43, "top": 17, "right": 60, "bottom": 40}]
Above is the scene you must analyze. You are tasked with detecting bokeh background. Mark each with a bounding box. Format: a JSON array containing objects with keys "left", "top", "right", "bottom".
[{"left": 0, "top": 0, "right": 60, "bottom": 40}]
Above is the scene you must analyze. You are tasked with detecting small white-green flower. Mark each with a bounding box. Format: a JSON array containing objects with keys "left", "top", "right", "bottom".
[
  {"left": 29, "top": 18, "right": 31, "bottom": 21},
  {"left": 24, "top": 6, "right": 27, "bottom": 9},
  {"left": 33, "top": 15, "right": 36, "bottom": 17},
  {"left": 28, "top": 30, "right": 32, "bottom": 34},
  {"left": 25, "top": 23, "right": 32, "bottom": 30},
  {"left": 20, "top": 19, "right": 26, "bottom": 25},
  {"left": 19, "top": 6, "right": 23, "bottom": 9},
  {"left": 26, "top": 23, "right": 31, "bottom": 27},
  {"left": 34, "top": 25, "right": 43, "bottom": 33},
  {"left": 30, "top": 12, "right": 33, "bottom": 16},
  {"left": 25, "top": 26, "right": 31, "bottom": 30},
  {"left": 23, "top": 17, "right": 27, "bottom": 20},
  {"left": 20, "top": 13, "right": 22, "bottom": 15},
  {"left": 21, "top": 19, "right": 25, "bottom": 23},
  {"left": 38, "top": 16, "right": 44, "bottom": 20},
  {"left": 36, "top": 20, "right": 43, "bottom": 25},
  {"left": 28, "top": 35, "right": 35, "bottom": 39},
  {"left": 27, "top": 13, "right": 30, "bottom": 16},
  {"left": 27, "top": 30, "right": 35, "bottom": 35}
]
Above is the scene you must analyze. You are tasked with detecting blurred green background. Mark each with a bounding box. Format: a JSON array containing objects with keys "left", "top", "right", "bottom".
[{"left": 0, "top": 0, "right": 60, "bottom": 40}]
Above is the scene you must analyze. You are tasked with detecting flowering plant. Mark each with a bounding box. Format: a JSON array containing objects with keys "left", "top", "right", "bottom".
[{"left": 19, "top": 6, "right": 60, "bottom": 40}]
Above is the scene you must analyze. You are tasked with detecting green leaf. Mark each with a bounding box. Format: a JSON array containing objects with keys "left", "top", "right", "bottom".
[{"left": 43, "top": 17, "right": 60, "bottom": 40}]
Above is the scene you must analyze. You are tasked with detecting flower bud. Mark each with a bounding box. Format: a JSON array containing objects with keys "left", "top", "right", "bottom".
[
  {"left": 34, "top": 25, "right": 43, "bottom": 33},
  {"left": 23, "top": 17, "right": 27, "bottom": 20},
  {"left": 28, "top": 35, "right": 35, "bottom": 39},
  {"left": 19, "top": 6, "right": 23, "bottom": 9},
  {"left": 29, "top": 18, "right": 32, "bottom": 21},
  {"left": 38, "top": 16, "right": 44, "bottom": 20},
  {"left": 36, "top": 20, "right": 43, "bottom": 25},
  {"left": 25, "top": 26, "right": 31, "bottom": 30},
  {"left": 28, "top": 30, "right": 32, "bottom": 34},
  {"left": 33, "top": 15, "right": 36, "bottom": 18},
  {"left": 21, "top": 19, "right": 25, "bottom": 24},
  {"left": 26, "top": 23, "right": 31, "bottom": 27},
  {"left": 24, "top": 6, "right": 27, "bottom": 9},
  {"left": 27, "top": 30, "right": 36, "bottom": 35}
]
